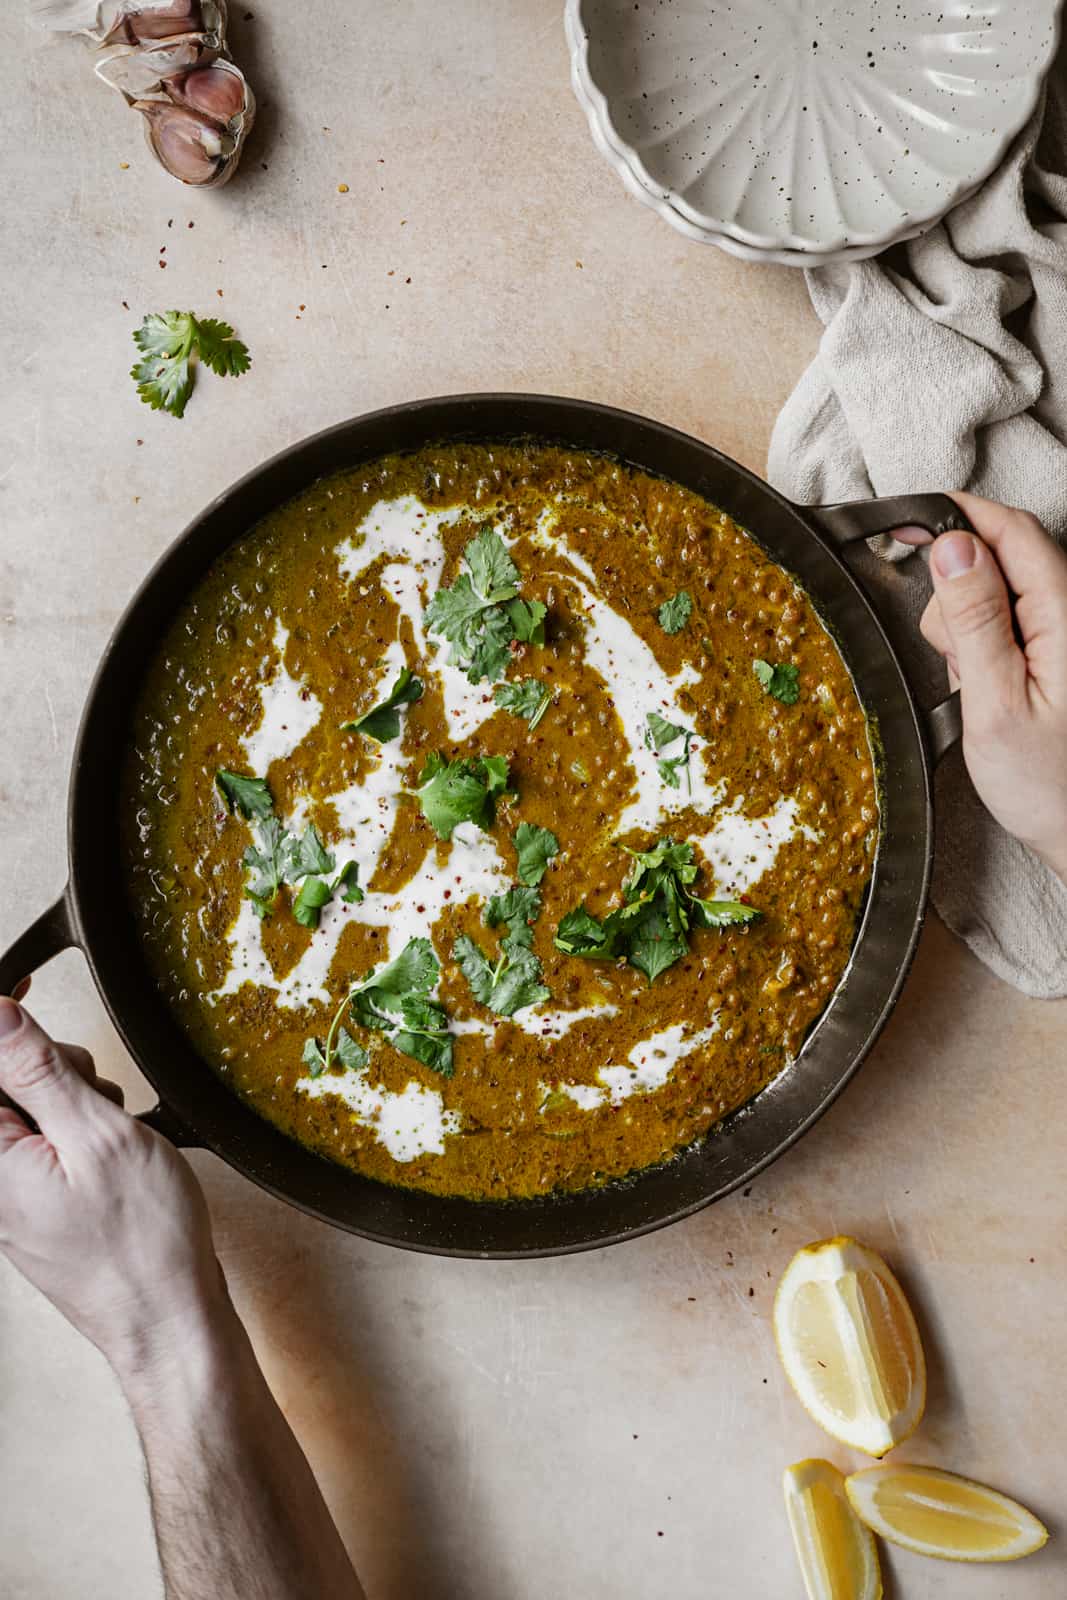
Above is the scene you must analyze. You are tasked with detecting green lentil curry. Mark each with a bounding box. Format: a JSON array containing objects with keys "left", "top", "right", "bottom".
[{"left": 123, "top": 444, "right": 878, "bottom": 1200}]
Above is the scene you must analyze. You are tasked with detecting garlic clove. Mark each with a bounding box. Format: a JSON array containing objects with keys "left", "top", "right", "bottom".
[
  {"left": 133, "top": 98, "right": 235, "bottom": 185},
  {"left": 102, "top": 1, "right": 225, "bottom": 48},
  {"left": 164, "top": 59, "right": 250, "bottom": 126}
]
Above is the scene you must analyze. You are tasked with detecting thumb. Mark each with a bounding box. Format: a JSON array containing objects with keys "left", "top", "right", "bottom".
[
  {"left": 0, "top": 999, "right": 112, "bottom": 1150},
  {"left": 929, "top": 531, "right": 1025, "bottom": 713}
]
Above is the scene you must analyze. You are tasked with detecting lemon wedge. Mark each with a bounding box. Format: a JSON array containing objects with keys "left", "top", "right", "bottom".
[
  {"left": 784, "top": 1459, "right": 883, "bottom": 1600},
  {"left": 773, "top": 1236, "right": 925, "bottom": 1456},
  {"left": 846, "top": 1464, "right": 1048, "bottom": 1562}
]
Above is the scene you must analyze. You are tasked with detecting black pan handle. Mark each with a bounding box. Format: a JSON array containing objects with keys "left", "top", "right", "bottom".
[
  {"left": 805, "top": 492, "right": 973, "bottom": 764},
  {"left": 0, "top": 892, "right": 194, "bottom": 1147},
  {"left": 809, "top": 492, "right": 975, "bottom": 547}
]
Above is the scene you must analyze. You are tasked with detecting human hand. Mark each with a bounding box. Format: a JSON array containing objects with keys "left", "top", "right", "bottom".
[
  {"left": 0, "top": 995, "right": 225, "bottom": 1375},
  {"left": 900, "top": 492, "right": 1067, "bottom": 883}
]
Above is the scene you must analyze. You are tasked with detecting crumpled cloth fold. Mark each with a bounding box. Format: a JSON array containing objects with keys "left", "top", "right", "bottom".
[{"left": 768, "top": 48, "right": 1067, "bottom": 998}]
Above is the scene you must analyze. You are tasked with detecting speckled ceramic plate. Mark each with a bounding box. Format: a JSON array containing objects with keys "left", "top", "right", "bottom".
[{"left": 567, "top": 0, "right": 1062, "bottom": 261}]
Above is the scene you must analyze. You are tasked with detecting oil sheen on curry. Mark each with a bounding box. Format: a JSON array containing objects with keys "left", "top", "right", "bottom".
[{"left": 123, "top": 444, "right": 878, "bottom": 1201}]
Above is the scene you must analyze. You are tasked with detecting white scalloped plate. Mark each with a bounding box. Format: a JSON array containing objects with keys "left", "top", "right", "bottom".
[{"left": 567, "top": 0, "right": 1062, "bottom": 261}]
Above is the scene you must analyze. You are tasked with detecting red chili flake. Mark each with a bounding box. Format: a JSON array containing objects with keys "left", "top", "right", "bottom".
[
  {"left": 416, "top": 905, "right": 426, "bottom": 914},
  {"left": 136, "top": 438, "right": 143, "bottom": 446},
  {"left": 443, "top": 889, "right": 452, "bottom": 899},
  {"left": 188, "top": 220, "right": 195, "bottom": 228},
  {"left": 159, "top": 260, "right": 167, "bottom": 268}
]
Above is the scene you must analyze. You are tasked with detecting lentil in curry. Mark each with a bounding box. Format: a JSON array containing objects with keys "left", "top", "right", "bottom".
[{"left": 122, "top": 444, "right": 878, "bottom": 1200}]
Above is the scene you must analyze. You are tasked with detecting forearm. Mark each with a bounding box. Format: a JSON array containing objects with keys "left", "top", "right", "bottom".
[{"left": 113, "top": 1298, "right": 365, "bottom": 1600}]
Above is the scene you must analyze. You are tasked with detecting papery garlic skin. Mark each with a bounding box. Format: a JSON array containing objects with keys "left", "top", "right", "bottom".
[
  {"left": 30, "top": 0, "right": 223, "bottom": 43},
  {"left": 95, "top": 36, "right": 216, "bottom": 97}
]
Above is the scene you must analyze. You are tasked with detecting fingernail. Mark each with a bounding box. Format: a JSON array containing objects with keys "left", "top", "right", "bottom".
[
  {"left": 932, "top": 532, "right": 977, "bottom": 579},
  {"left": 0, "top": 998, "right": 22, "bottom": 1038}
]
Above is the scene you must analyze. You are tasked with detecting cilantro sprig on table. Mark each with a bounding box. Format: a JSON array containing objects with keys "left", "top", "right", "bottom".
[
  {"left": 131, "top": 312, "right": 250, "bottom": 419},
  {"left": 753, "top": 659, "right": 800, "bottom": 705},
  {"left": 216, "top": 768, "right": 361, "bottom": 927},
  {"left": 554, "top": 837, "right": 761, "bottom": 984},
  {"left": 645, "top": 711, "right": 693, "bottom": 791},
  {"left": 305, "top": 937, "right": 453, "bottom": 1078},
  {"left": 425, "top": 525, "right": 546, "bottom": 683},
  {"left": 341, "top": 666, "right": 423, "bottom": 744}
]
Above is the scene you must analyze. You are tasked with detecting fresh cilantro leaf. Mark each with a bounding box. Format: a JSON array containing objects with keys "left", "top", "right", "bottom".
[
  {"left": 453, "top": 932, "right": 550, "bottom": 1018},
  {"left": 554, "top": 905, "right": 616, "bottom": 957},
  {"left": 625, "top": 838, "right": 698, "bottom": 891},
  {"left": 484, "top": 885, "right": 541, "bottom": 945},
  {"left": 657, "top": 590, "right": 692, "bottom": 635},
  {"left": 465, "top": 606, "right": 515, "bottom": 683},
  {"left": 494, "top": 678, "right": 551, "bottom": 729},
  {"left": 505, "top": 597, "right": 547, "bottom": 644},
  {"left": 556, "top": 836, "right": 762, "bottom": 982},
  {"left": 191, "top": 317, "right": 252, "bottom": 378},
  {"left": 343, "top": 666, "right": 423, "bottom": 743},
  {"left": 753, "top": 659, "right": 800, "bottom": 705},
  {"left": 317, "top": 938, "right": 454, "bottom": 1077},
  {"left": 131, "top": 311, "right": 250, "bottom": 419},
  {"left": 686, "top": 896, "right": 762, "bottom": 929},
  {"left": 645, "top": 711, "right": 687, "bottom": 749},
  {"left": 242, "top": 818, "right": 287, "bottom": 917},
  {"left": 293, "top": 875, "right": 332, "bottom": 929},
  {"left": 391, "top": 996, "right": 454, "bottom": 1077},
  {"left": 417, "top": 753, "right": 510, "bottom": 840},
  {"left": 302, "top": 1037, "right": 327, "bottom": 1077},
  {"left": 465, "top": 526, "right": 520, "bottom": 601},
  {"left": 281, "top": 824, "right": 335, "bottom": 884},
  {"left": 425, "top": 571, "right": 491, "bottom": 640},
  {"left": 332, "top": 861, "right": 364, "bottom": 903},
  {"left": 425, "top": 527, "right": 543, "bottom": 683},
  {"left": 359, "top": 937, "right": 440, "bottom": 1008},
  {"left": 334, "top": 1027, "right": 369, "bottom": 1071},
  {"left": 514, "top": 821, "right": 559, "bottom": 886},
  {"left": 657, "top": 756, "right": 687, "bottom": 789},
  {"left": 626, "top": 905, "right": 688, "bottom": 983},
  {"left": 216, "top": 768, "right": 274, "bottom": 821}
]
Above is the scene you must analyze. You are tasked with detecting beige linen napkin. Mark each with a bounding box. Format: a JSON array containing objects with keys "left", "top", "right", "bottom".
[{"left": 768, "top": 50, "right": 1067, "bottom": 999}]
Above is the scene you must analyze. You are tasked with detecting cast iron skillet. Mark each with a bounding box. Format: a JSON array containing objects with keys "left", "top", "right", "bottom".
[{"left": 0, "top": 394, "right": 971, "bottom": 1258}]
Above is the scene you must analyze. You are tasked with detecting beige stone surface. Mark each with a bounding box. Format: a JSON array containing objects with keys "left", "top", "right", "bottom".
[{"left": 0, "top": 4, "right": 1063, "bottom": 1597}]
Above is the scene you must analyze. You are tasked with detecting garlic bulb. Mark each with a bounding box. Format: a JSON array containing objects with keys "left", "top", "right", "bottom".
[{"left": 30, "top": 0, "right": 253, "bottom": 187}]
